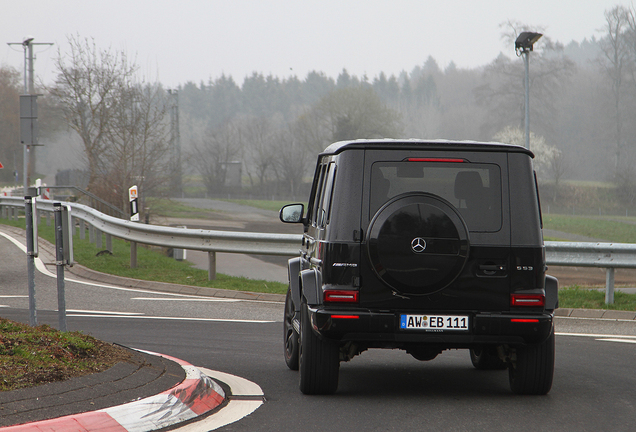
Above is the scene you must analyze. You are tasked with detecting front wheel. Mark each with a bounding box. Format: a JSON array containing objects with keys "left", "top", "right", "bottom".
[
  {"left": 299, "top": 304, "right": 340, "bottom": 395},
  {"left": 283, "top": 288, "right": 299, "bottom": 370},
  {"left": 508, "top": 327, "right": 555, "bottom": 395}
]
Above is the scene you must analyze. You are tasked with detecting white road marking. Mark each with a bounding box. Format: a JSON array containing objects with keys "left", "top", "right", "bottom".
[
  {"left": 556, "top": 316, "right": 636, "bottom": 323},
  {"left": 596, "top": 338, "right": 636, "bottom": 344},
  {"left": 0, "top": 295, "right": 28, "bottom": 298},
  {"left": 65, "top": 314, "right": 274, "bottom": 323},
  {"left": 131, "top": 297, "right": 240, "bottom": 302},
  {"left": 66, "top": 309, "right": 145, "bottom": 316},
  {"left": 556, "top": 332, "right": 636, "bottom": 339},
  {"left": 0, "top": 230, "right": 281, "bottom": 304}
]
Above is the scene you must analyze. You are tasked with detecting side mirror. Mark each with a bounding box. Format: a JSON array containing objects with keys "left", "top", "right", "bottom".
[{"left": 280, "top": 203, "right": 305, "bottom": 224}]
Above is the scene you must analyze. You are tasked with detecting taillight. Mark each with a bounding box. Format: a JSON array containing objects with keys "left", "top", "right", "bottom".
[
  {"left": 510, "top": 294, "right": 545, "bottom": 307},
  {"left": 511, "top": 318, "right": 540, "bottom": 323},
  {"left": 324, "top": 290, "right": 359, "bottom": 303}
]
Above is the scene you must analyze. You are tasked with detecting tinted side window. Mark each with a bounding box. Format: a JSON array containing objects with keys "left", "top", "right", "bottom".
[
  {"left": 317, "top": 163, "right": 336, "bottom": 227},
  {"left": 371, "top": 161, "right": 502, "bottom": 232},
  {"left": 310, "top": 164, "right": 327, "bottom": 226}
]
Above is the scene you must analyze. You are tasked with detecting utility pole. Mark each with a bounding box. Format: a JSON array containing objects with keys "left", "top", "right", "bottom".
[
  {"left": 7, "top": 37, "right": 53, "bottom": 194},
  {"left": 168, "top": 89, "right": 182, "bottom": 197}
]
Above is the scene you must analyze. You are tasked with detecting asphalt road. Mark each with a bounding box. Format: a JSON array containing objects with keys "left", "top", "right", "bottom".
[
  {"left": 2, "top": 230, "right": 636, "bottom": 431},
  {"left": 2, "top": 306, "right": 635, "bottom": 432}
]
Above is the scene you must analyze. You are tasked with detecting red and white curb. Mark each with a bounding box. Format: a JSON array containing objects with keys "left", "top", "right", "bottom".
[{"left": 2, "top": 350, "right": 226, "bottom": 432}]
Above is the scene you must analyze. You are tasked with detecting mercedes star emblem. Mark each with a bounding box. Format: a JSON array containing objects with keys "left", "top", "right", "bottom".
[{"left": 411, "top": 237, "right": 427, "bottom": 253}]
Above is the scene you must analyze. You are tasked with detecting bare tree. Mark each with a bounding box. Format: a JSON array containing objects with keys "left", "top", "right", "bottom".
[
  {"left": 49, "top": 35, "right": 172, "bottom": 215},
  {"left": 241, "top": 115, "right": 278, "bottom": 190},
  {"left": 304, "top": 87, "right": 403, "bottom": 152},
  {"left": 191, "top": 119, "right": 243, "bottom": 196},
  {"left": 101, "top": 83, "right": 171, "bottom": 211},
  {"left": 598, "top": 6, "right": 633, "bottom": 173},
  {"left": 271, "top": 124, "right": 312, "bottom": 200},
  {"left": 0, "top": 67, "right": 21, "bottom": 184},
  {"left": 49, "top": 35, "right": 137, "bottom": 193}
]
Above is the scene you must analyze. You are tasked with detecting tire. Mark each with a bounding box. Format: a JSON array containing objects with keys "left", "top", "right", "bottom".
[
  {"left": 283, "top": 288, "right": 299, "bottom": 370},
  {"left": 508, "top": 327, "right": 555, "bottom": 395},
  {"left": 469, "top": 347, "right": 507, "bottom": 370},
  {"left": 299, "top": 304, "right": 340, "bottom": 395}
]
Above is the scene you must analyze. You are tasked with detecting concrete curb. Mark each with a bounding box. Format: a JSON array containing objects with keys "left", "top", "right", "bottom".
[
  {"left": 554, "top": 308, "right": 636, "bottom": 320},
  {"left": 1, "top": 351, "right": 225, "bottom": 432}
]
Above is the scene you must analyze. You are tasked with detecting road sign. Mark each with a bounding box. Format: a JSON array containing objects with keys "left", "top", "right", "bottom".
[
  {"left": 0, "top": 161, "right": 3, "bottom": 168},
  {"left": 129, "top": 185, "right": 139, "bottom": 221}
]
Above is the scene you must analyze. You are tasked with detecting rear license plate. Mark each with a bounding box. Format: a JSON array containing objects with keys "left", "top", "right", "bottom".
[{"left": 400, "top": 314, "right": 469, "bottom": 331}]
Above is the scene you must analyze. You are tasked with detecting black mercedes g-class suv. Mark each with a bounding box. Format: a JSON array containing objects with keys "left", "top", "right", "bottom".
[{"left": 280, "top": 139, "right": 558, "bottom": 395}]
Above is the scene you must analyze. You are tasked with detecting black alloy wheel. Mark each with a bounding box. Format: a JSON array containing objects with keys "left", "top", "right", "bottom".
[{"left": 283, "top": 288, "right": 299, "bottom": 370}]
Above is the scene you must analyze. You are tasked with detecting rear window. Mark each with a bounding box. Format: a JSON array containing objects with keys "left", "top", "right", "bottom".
[{"left": 370, "top": 161, "right": 502, "bottom": 232}]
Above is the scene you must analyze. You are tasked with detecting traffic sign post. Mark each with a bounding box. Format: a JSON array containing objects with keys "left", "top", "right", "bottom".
[
  {"left": 129, "top": 185, "right": 139, "bottom": 221},
  {"left": 128, "top": 185, "right": 139, "bottom": 269}
]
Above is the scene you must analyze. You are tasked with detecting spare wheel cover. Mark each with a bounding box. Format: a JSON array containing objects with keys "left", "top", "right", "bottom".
[{"left": 366, "top": 192, "right": 470, "bottom": 295}]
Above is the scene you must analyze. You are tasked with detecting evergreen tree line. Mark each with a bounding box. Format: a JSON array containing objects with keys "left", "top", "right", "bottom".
[{"left": 2, "top": 5, "right": 636, "bottom": 211}]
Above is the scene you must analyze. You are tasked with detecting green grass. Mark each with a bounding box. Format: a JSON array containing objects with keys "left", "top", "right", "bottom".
[
  {"left": 0, "top": 317, "right": 129, "bottom": 391},
  {"left": 1, "top": 219, "right": 287, "bottom": 295},
  {"left": 146, "top": 197, "right": 305, "bottom": 218},
  {"left": 219, "top": 198, "right": 302, "bottom": 212},
  {"left": 543, "top": 214, "right": 636, "bottom": 243},
  {"left": 146, "top": 198, "right": 220, "bottom": 219},
  {"left": 558, "top": 286, "right": 636, "bottom": 311}
]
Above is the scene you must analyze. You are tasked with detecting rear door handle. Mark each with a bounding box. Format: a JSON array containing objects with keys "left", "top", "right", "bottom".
[{"left": 479, "top": 264, "right": 505, "bottom": 271}]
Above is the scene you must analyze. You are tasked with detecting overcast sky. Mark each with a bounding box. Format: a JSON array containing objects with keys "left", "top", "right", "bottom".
[{"left": 0, "top": 0, "right": 630, "bottom": 88}]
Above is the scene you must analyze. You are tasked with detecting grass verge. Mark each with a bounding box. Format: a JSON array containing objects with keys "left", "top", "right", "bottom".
[
  {"left": 542, "top": 214, "right": 636, "bottom": 243},
  {"left": 1, "top": 219, "right": 287, "bottom": 295},
  {"left": 558, "top": 286, "right": 636, "bottom": 311},
  {"left": 146, "top": 197, "right": 304, "bottom": 218},
  {"left": 0, "top": 317, "right": 130, "bottom": 391}
]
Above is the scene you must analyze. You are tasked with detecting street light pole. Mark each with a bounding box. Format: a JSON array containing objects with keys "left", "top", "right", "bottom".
[
  {"left": 523, "top": 51, "right": 530, "bottom": 149},
  {"left": 515, "top": 31, "right": 543, "bottom": 150}
]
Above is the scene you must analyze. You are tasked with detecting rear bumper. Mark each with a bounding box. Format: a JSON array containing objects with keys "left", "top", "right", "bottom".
[{"left": 309, "top": 307, "right": 553, "bottom": 347}]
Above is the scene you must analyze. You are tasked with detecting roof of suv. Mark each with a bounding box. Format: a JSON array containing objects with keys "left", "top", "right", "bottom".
[{"left": 322, "top": 139, "right": 534, "bottom": 157}]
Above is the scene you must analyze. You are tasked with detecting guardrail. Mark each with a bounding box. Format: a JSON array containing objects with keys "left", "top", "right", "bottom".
[
  {"left": 0, "top": 197, "right": 301, "bottom": 280},
  {"left": 544, "top": 241, "right": 636, "bottom": 304},
  {"left": 1, "top": 196, "right": 635, "bottom": 303}
]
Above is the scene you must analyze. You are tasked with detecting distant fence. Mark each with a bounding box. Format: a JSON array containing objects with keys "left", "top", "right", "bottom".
[{"left": 1, "top": 196, "right": 635, "bottom": 303}]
